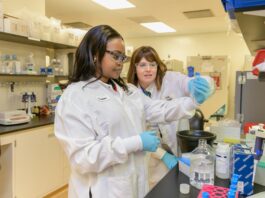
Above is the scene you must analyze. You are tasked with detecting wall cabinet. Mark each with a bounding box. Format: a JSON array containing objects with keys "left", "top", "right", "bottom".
[{"left": 0, "top": 125, "right": 69, "bottom": 198}]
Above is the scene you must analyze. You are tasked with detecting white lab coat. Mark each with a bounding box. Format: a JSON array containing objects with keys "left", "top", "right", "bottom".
[
  {"left": 145, "top": 71, "right": 192, "bottom": 154},
  {"left": 55, "top": 78, "right": 197, "bottom": 198},
  {"left": 143, "top": 71, "right": 193, "bottom": 188}
]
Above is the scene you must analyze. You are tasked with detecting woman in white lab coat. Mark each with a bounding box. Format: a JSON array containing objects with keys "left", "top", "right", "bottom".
[
  {"left": 127, "top": 46, "right": 213, "bottom": 188},
  {"left": 54, "top": 25, "right": 199, "bottom": 198}
]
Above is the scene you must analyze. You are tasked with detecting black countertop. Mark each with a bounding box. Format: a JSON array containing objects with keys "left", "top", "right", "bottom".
[
  {"left": 0, "top": 114, "right": 54, "bottom": 135},
  {"left": 145, "top": 165, "right": 265, "bottom": 198}
]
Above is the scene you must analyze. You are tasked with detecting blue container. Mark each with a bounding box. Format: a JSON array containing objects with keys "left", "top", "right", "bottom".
[
  {"left": 40, "top": 67, "right": 47, "bottom": 75},
  {"left": 187, "top": 66, "right": 194, "bottom": 77},
  {"left": 232, "top": 144, "right": 254, "bottom": 196},
  {"left": 222, "top": 0, "right": 265, "bottom": 11}
]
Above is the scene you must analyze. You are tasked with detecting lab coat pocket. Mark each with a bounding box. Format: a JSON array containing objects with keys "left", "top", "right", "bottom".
[{"left": 107, "top": 174, "right": 137, "bottom": 198}]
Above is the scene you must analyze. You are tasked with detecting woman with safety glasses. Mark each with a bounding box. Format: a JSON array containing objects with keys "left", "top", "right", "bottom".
[
  {"left": 54, "top": 25, "right": 202, "bottom": 198},
  {"left": 127, "top": 46, "right": 214, "bottom": 188}
]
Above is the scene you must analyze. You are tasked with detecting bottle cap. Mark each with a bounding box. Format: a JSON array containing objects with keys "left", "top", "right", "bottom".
[
  {"left": 233, "top": 174, "right": 240, "bottom": 179},
  {"left": 195, "top": 72, "right": 200, "bottom": 77},
  {"left": 180, "top": 183, "right": 190, "bottom": 194},
  {"left": 187, "top": 66, "right": 194, "bottom": 77},
  {"left": 227, "top": 190, "right": 236, "bottom": 198},
  {"left": 230, "top": 184, "right": 237, "bottom": 190},
  {"left": 202, "top": 192, "right": 210, "bottom": 198}
]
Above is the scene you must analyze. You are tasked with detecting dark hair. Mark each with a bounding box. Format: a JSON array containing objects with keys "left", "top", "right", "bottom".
[
  {"left": 127, "top": 46, "right": 167, "bottom": 90},
  {"left": 70, "top": 25, "right": 128, "bottom": 90}
]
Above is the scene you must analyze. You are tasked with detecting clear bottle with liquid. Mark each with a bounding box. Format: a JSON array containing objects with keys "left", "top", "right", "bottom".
[
  {"left": 190, "top": 139, "right": 215, "bottom": 189},
  {"left": 11, "top": 54, "right": 21, "bottom": 74},
  {"left": 26, "top": 53, "right": 35, "bottom": 73}
]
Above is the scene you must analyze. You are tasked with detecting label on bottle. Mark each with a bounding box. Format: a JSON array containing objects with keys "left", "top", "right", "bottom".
[
  {"left": 216, "top": 154, "right": 228, "bottom": 174},
  {"left": 237, "top": 181, "right": 244, "bottom": 193}
]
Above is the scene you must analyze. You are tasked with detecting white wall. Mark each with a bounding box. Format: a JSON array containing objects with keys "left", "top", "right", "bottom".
[
  {"left": 125, "top": 32, "right": 251, "bottom": 119},
  {"left": 0, "top": 41, "right": 47, "bottom": 111},
  {"left": 2, "top": 0, "right": 45, "bottom": 16}
]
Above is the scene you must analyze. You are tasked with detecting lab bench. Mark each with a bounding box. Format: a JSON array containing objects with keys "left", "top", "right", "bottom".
[
  {"left": 0, "top": 114, "right": 54, "bottom": 135},
  {"left": 145, "top": 165, "right": 265, "bottom": 198},
  {"left": 0, "top": 115, "right": 70, "bottom": 198}
]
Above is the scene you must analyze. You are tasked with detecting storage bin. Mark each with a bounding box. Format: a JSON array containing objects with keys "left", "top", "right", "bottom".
[
  {"left": 0, "top": 17, "right": 3, "bottom": 32},
  {"left": 0, "top": 0, "right": 3, "bottom": 18},
  {"left": 4, "top": 17, "right": 29, "bottom": 37},
  {"left": 28, "top": 20, "right": 41, "bottom": 39}
]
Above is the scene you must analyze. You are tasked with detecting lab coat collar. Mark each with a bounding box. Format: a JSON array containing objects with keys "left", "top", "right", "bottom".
[
  {"left": 137, "top": 82, "right": 156, "bottom": 96},
  {"left": 145, "top": 82, "right": 156, "bottom": 92},
  {"left": 80, "top": 77, "right": 113, "bottom": 90}
]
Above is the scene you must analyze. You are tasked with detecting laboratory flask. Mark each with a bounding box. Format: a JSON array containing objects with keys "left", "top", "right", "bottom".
[{"left": 190, "top": 139, "right": 215, "bottom": 189}]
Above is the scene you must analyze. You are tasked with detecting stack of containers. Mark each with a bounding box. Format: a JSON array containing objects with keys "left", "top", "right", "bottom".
[
  {"left": 40, "top": 16, "right": 51, "bottom": 41},
  {"left": 231, "top": 144, "right": 254, "bottom": 196},
  {"left": 50, "top": 17, "right": 61, "bottom": 43},
  {"left": 0, "top": 0, "right": 3, "bottom": 32},
  {"left": 14, "top": 9, "right": 42, "bottom": 39},
  {"left": 3, "top": 16, "right": 29, "bottom": 37},
  {"left": 47, "top": 84, "right": 63, "bottom": 113}
]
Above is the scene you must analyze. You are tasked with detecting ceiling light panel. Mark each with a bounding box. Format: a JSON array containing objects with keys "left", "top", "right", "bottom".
[
  {"left": 92, "top": 0, "right": 135, "bottom": 10},
  {"left": 140, "top": 22, "right": 176, "bottom": 33}
]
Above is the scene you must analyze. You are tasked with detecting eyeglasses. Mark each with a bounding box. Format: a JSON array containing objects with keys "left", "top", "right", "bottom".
[
  {"left": 135, "top": 62, "right": 158, "bottom": 68},
  {"left": 106, "top": 50, "right": 128, "bottom": 63}
]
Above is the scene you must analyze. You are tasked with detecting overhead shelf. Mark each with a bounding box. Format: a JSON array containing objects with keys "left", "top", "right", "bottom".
[
  {"left": 0, "top": 73, "right": 47, "bottom": 77},
  {"left": 0, "top": 31, "right": 76, "bottom": 49},
  {"left": 234, "top": 12, "right": 265, "bottom": 55},
  {"left": 222, "top": 0, "right": 265, "bottom": 12},
  {"left": 221, "top": 0, "right": 265, "bottom": 55}
]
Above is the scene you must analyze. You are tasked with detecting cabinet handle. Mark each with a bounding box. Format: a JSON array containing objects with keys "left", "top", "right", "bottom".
[{"left": 48, "top": 133, "right": 55, "bottom": 138}]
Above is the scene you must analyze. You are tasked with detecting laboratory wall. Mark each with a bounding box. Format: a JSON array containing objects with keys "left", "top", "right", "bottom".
[
  {"left": 125, "top": 32, "right": 251, "bottom": 119},
  {"left": 2, "top": 0, "right": 45, "bottom": 16},
  {"left": 0, "top": 40, "right": 47, "bottom": 111}
]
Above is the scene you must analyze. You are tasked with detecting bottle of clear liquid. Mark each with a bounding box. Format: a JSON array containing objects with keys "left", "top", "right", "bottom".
[
  {"left": 11, "top": 54, "right": 21, "bottom": 74},
  {"left": 216, "top": 143, "right": 230, "bottom": 179},
  {"left": 190, "top": 139, "right": 215, "bottom": 189},
  {"left": 51, "top": 59, "right": 59, "bottom": 75},
  {"left": 3, "top": 54, "right": 11, "bottom": 73},
  {"left": 26, "top": 53, "right": 35, "bottom": 73}
]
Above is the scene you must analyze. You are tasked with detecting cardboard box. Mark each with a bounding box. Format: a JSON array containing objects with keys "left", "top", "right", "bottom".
[
  {"left": 4, "top": 17, "right": 29, "bottom": 37},
  {"left": 0, "top": 17, "right": 3, "bottom": 32},
  {"left": 210, "top": 125, "right": 241, "bottom": 143},
  {"left": 232, "top": 144, "right": 254, "bottom": 196},
  {"left": 0, "top": 0, "right": 3, "bottom": 32},
  {"left": 0, "top": 0, "right": 3, "bottom": 18}
]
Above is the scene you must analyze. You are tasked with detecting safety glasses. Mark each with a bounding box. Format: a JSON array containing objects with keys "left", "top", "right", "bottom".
[
  {"left": 135, "top": 62, "right": 158, "bottom": 69},
  {"left": 106, "top": 50, "right": 128, "bottom": 63}
]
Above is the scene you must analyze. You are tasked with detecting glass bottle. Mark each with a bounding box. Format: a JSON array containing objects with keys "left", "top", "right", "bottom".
[{"left": 190, "top": 139, "right": 215, "bottom": 189}]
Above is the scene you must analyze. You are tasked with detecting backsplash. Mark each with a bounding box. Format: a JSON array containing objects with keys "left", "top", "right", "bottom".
[
  {"left": 0, "top": 40, "right": 49, "bottom": 112},
  {"left": 0, "top": 81, "right": 46, "bottom": 111}
]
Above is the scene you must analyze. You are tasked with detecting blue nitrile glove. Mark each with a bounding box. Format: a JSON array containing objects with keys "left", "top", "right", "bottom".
[
  {"left": 188, "top": 76, "right": 211, "bottom": 104},
  {"left": 161, "top": 152, "right": 179, "bottom": 170},
  {"left": 140, "top": 131, "right": 160, "bottom": 152}
]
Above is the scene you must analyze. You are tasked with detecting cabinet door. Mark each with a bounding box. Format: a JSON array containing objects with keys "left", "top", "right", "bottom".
[
  {"left": 43, "top": 125, "right": 63, "bottom": 193},
  {"left": 15, "top": 125, "right": 63, "bottom": 198},
  {"left": 15, "top": 126, "right": 47, "bottom": 198},
  {"left": 0, "top": 135, "right": 15, "bottom": 198}
]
